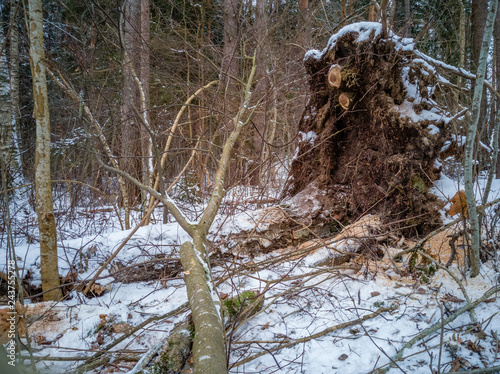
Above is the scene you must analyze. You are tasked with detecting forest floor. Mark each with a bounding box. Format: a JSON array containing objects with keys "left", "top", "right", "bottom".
[{"left": 1, "top": 171, "right": 500, "bottom": 374}]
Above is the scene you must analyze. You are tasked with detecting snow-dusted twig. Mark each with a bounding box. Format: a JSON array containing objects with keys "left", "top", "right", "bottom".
[
  {"left": 416, "top": 248, "right": 476, "bottom": 323},
  {"left": 230, "top": 306, "right": 396, "bottom": 368},
  {"left": 376, "top": 285, "right": 500, "bottom": 374},
  {"left": 451, "top": 366, "right": 500, "bottom": 374},
  {"left": 75, "top": 303, "right": 189, "bottom": 373}
]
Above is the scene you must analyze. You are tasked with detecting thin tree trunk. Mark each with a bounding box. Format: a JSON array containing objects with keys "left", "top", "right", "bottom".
[
  {"left": 139, "top": 0, "right": 151, "bottom": 212},
  {"left": 0, "top": 22, "right": 11, "bottom": 169},
  {"left": 472, "top": 0, "right": 489, "bottom": 139},
  {"left": 458, "top": 1, "right": 467, "bottom": 88},
  {"left": 464, "top": 0, "right": 498, "bottom": 277},
  {"left": 120, "top": 0, "right": 140, "bottom": 218},
  {"left": 221, "top": 0, "right": 241, "bottom": 110},
  {"left": 9, "top": 0, "right": 22, "bottom": 178},
  {"left": 403, "top": 0, "right": 411, "bottom": 37},
  {"left": 495, "top": 1, "right": 500, "bottom": 179},
  {"left": 299, "top": 0, "right": 311, "bottom": 49},
  {"left": 28, "top": 0, "right": 62, "bottom": 301}
]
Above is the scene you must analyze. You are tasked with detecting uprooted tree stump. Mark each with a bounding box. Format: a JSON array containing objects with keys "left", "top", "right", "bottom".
[{"left": 285, "top": 22, "right": 449, "bottom": 236}]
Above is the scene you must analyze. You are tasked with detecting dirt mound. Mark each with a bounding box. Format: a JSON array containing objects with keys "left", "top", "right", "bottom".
[{"left": 286, "top": 22, "right": 448, "bottom": 236}]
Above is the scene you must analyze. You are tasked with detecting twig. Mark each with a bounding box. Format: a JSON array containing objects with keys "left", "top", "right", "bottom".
[
  {"left": 376, "top": 285, "right": 500, "bottom": 373},
  {"left": 82, "top": 200, "right": 160, "bottom": 295},
  {"left": 416, "top": 248, "right": 476, "bottom": 323},
  {"left": 230, "top": 306, "right": 396, "bottom": 368},
  {"left": 451, "top": 366, "right": 500, "bottom": 374},
  {"left": 75, "top": 302, "right": 189, "bottom": 373},
  {"left": 393, "top": 197, "right": 500, "bottom": 259}
]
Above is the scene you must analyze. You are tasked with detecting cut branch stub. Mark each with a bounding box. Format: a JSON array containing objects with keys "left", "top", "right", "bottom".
[
  {"left": 339, "top": 92, "right": 355, "bottom": 110},
  {"left": 328, "top": 64, "right": 342, "bottom": 88}
]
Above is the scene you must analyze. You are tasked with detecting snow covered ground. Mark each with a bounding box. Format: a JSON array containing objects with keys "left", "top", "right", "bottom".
[{"left": 1, "top": 172, "right": 500, "bottom": 374}]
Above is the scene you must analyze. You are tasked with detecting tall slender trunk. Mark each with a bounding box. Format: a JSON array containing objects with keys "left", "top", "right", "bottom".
[
  {"left": 221, "top": 0, "right": 241, "bottom": 114},
  {"left": 495, "top": 1, "right": 500, "bottom": 179},
  {"left": 472, "top": 0, "right": 489, "bottom": 140},
  {"left": 458, "top": 1, "right": 467, "bottom": 88},
  {"left": 0, "top": 20, "right": 11, "bottom": 170},
  {"left": 403, "top": 0, "right": 411, "bottom": 37},
  {"left": 121, "top": 0, "right": 151, "bottom": 219},
  {"left": 139, "top": 0, "right": 151, "bottom": 210},
  {"left": 464, "top": 0, "right": 498, "bottom": 278},
  {"left": 10, "top": 0, "right": 23, "bottom": 180},
  {"left": 299, "top": 0, "right": 311, "bottom": 49},
  {"left": 28, "top": 0, "right": 62, "bottom": 301}
]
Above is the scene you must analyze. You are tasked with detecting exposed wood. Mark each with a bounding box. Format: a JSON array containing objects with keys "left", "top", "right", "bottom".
[
  {"left": 338, "top": 91, "right": 354, "bottom": 110},
  {"left": 327, "top": 64, "right": 342, "bottom": 88}
]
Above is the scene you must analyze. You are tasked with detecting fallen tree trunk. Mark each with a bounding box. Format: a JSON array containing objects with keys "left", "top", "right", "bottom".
[{"left": 179, "top": 241, "right": 227, "bottom": 374}]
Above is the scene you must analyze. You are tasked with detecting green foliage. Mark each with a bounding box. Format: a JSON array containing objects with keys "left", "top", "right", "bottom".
[
  {"left": 410, "top": 174, "right": 427, "bottom": 193},
  {"left": 223, "top": 290, "right": 263, "bottom": 322},
  {"left": 409, "top": 252, "right": 419, "bottom": 271}
]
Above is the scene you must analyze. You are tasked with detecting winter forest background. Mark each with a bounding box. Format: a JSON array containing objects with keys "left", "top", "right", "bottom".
[{"left": 1, "top": 0, "right": 500, "bottom": 373}]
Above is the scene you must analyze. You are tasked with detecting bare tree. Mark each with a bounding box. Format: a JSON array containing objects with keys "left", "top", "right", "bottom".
[
  {"left": 464, "top": 0, "right": 498, "bottom": 277},
  {"left": 120, "top": 0, "right": 151, "bottom": 222},
  {"left": 9, "top": 0, "right": 22, "bottom": 178},
  {"left": 103, "top": 55, "right": 258, "bottom": 374},
  {"left": 28, "top": 0, "right": 62, "bottom": 301}
]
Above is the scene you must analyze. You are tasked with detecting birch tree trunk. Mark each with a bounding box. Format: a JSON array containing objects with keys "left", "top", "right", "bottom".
[
  {"left": 9, "top": 0, "right": 22, "bottom": 179},
  {"left": 0, "top": 19, "right": 11, "bottom": 171},
  {"left": 464, "top": 0, "right": 498, "bottom": 277},
  {"left": 28, "top": 0, "right": 62, "bottom": 300},
  {"left": 495, "top": 3, "right": 500, "bottom": 179},
  {"left": 472, "top": 0, "right": 489, "bottom": 138},
  {"left": 139, "top": 0, "right": 151, "bottom": 211}
]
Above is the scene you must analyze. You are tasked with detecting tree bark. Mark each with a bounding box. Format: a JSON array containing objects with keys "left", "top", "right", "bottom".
[
  {"left": 179, "top": 241, "right": 227, "bottom": 374},
  {"left": 28, "top": 0, "right": 62, "bottom": 301},
  {"left": 0, "top": 22, "right": 11, "bottom": 171},
  {"left": 403, "top": 0, "right": 411, "bottom": 37},
  {"left": 464, "top": 0, "right": 498, "bottom": 277},
  {"left": 299, "top": 0, "right": 311, "bottom": 49},
  {"left": 471, "top": 0, "right": 489, "bottom": 139},
  {"left": 495, "top": 3, "right": 500, "bottom": 179},
  {"left": 221, "top": 0, "right": 241, "bottom": 108},
  {"left": 9, "top": 0, "right": 22, "bottom": 178},
  {"left": 139, "top": 0, "right": 151, "bottom": 211},
  {"left": 120, "top": 0, "right": 151, "bottom": 218}
]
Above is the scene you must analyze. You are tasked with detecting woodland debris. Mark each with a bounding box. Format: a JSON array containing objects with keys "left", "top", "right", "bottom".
[
  {"left": 300, "top": 214, "right": 382, "bottom": 266},
  {"left": 448, "top": 190, "right": 469, "bottom": 218},
  {"left": 0, "top": 301, "right": 26, "bottom": 344},
  {"left": 286, "top": 22, "right": 450, "bottom": 236},
  {"left": 109, "top": 258, "right": 182, "bottom": 283}
]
